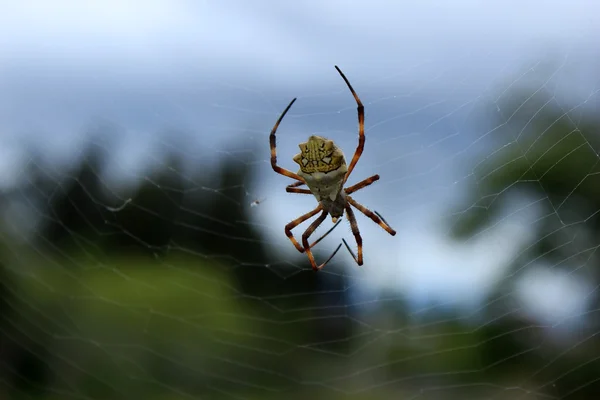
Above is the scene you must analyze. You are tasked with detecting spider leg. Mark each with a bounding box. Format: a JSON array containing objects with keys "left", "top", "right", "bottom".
[
  {"left": 309, "top": 218, "right": 342, "bottom": 249},
  {"left": 318, "top": 242, "right": 344, "bottom": 271},
  {"left": 285, "top": 205, "right": 343, "bottom": 253},
  {"left": 287, "top": 188, "right": 312, "bottom": 195},
  {"left": 285, "top": 205, "right": 322, "bottom": 253},
  {"left": 345, "top": 174, "right": 380, "bottom": 195},
  {"left": 270, "top": 98, "right": 305, "bottom": 182},
  {"left": 346, "top": 195, "right": 396, "bottom": 236},
  {"left": 288, "top": 181, "right": 305, "bottom": 188},
  {"left": 343, "top": 204, "right": 363, "bottom": 265},
  {"left": 335, "top": 66, "right": 365, "bottom": 184},
  {"left": 302, "top": 210, "right": 342, "bottom": 271},
  {"left": 342, "top": 238, "right": 359, "bottom": 265},
  {"left": 286, "top": 180, "right": 312, "bottom": 195}
]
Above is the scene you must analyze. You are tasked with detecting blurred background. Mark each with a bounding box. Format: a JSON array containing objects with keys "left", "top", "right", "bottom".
[{"left": 1, "top": 1, "right": 600, "bottom": 399}]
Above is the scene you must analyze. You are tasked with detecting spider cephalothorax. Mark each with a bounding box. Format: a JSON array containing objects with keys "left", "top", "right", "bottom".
[
  {"left": 293, "top": 135, "right": 348, "bottom": 213},
  {"left": 269, "top": 66, "right": 396, "bottom": 271},
  {"left": 293, "top": 135, "right": 346, "bottom": 174}
]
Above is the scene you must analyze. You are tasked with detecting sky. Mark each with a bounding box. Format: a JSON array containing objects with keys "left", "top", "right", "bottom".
[{"left": 0, "top": 0, "right": 599, "bottom": 328}]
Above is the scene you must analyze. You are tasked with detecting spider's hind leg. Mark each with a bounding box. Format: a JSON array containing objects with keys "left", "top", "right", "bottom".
[
  {"left": 302, "top": 210, "right": 342, "bottom": 271},
  {"left": 284, "top": 206, "right": 343, "bottom": 254},
  {"left": 285, "top": 205, "right": 323, "bottom": 253},
  {"left": 344, "top": 204, "right": 364, "bottom": 265},
  {"left": 342, "top": 238, "right": 360, "bottom": 265},
  {"left": 308, "top": 217, "right": 342, "bottom": 249},
  {"left": 346, "top": 196, "right": 396, "bottom": 236}
]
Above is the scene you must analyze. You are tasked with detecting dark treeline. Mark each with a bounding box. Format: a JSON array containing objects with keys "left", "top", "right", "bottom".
[{"left": 0, "top": 125, "right": 352, "bottom": 399}]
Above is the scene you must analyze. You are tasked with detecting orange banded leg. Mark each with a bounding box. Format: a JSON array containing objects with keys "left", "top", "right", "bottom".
[
  {"left": 286, "top": 180, "right": 312, "bottom": 195},
  {"left": 343, "top": 205, "right": 363, "bottom": 265},
  {"left": 285, "top": 205, "right": 322, "bottom": 252},
  {"left": 270, "top": 98, "right": 304, "bottom": 182},
  {"left": 345, "top": 174, "right": 380, "bottom": 195},
  {"left": 284, "top": 205, "right": 343, "bottom": 253},
  {"left": 346, "top": 195, "right": 396, "bottom": 236},
  {"left": 302, "top": 210, "right": 343, "bottom": 271},
  {"left": 335, "top": 66, "right": 365, "bottom": 184}
]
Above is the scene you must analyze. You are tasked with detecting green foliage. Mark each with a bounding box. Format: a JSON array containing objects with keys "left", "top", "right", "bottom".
[
  {"left": 451, "top": 93, "right": 600, "bottom": 246},
  {"left": 446, "top": 82, "right": 600, "bottom": 399},
  {"left": 7, "top": 254, "right": 260, "bottom": 398},
  {"left": 0, "top": 131, "right": 358, "bottom": 398}
]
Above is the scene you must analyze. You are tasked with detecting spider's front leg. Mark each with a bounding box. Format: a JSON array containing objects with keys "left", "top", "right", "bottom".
[
  {"left": 335, "top": 66, "right": 365, "bottom": 184},
  {"left": 270, "top": 98, "right": 305, "bottom": 182}
]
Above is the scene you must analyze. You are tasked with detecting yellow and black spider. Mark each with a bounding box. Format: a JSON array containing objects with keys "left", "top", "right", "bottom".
[{"left": 269, "top": 66, "right": 396, "bottom": 271}]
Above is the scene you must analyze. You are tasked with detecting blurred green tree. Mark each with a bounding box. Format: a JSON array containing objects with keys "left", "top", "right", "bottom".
[
  {"left": 0, "top": 123, "right": 358, "bottom": 399},
  {"left": 448, "top": 74, "right": 600, "bottom": 398}
]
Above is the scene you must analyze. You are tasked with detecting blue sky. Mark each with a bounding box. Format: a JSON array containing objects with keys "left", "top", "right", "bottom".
[{"left": 1, "top": 0, "right": 599, "bottom": 327}]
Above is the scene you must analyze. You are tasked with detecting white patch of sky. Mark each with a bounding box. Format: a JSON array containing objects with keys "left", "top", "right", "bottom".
[{"left": 516, "top": 264, "right": 595, "bottom": 329}]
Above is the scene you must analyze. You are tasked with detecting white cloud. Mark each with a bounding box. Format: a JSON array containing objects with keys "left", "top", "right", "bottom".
[
  {"left": 515, "top": 265, "right": 593, "bottom": 327},
  {"left": 1, "top": 0, "right": 597, "bottom": 84},
  {"left": 0, "top": 1, "right": 194, "bottom": 36}
]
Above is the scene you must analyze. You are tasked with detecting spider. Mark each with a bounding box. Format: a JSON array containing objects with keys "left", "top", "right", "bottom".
[{"left": 269, "top": 65, "right": 396, "bottom": 271}]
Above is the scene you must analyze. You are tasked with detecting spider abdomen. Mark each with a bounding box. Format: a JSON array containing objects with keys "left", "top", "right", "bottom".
[
  {"left": 300, "top": 169, "right": 346, "bottom": 201},
  {"left": 319, "top": 190, "right": 347, "bottom": 220},
  {"left": 293, "top": 134, "right": 348, "bottom": 204}
]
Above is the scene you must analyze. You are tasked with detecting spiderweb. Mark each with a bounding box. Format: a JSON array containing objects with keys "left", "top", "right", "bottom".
[{"left": 2, "top": 2, "right": 600, "bottom": 400}]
